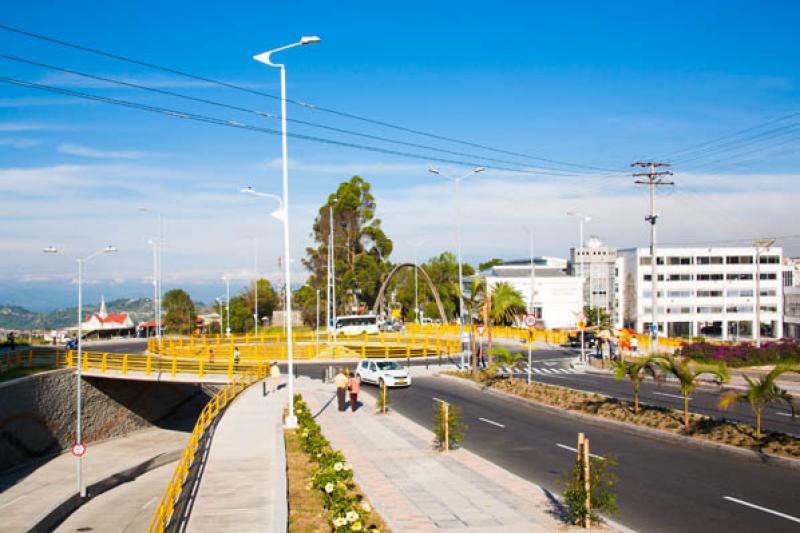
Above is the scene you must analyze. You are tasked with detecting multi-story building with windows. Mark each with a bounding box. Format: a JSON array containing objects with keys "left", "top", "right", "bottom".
[
  {"left": 569, "top": 238, "right": 621, "bottom": 327},
  {"left": 620, "top": 246, "right": 785, "bottom": 339}
]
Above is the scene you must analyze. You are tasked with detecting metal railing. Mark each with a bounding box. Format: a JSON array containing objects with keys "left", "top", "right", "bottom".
[
  {"left": 0, "top": 347, "right": 68, "bottom": 374},
  {"left": 147, "top": 366, "right": 266, "bottom": 532}
]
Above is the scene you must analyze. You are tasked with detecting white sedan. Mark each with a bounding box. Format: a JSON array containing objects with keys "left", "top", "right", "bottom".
[{"left": 355, "top": 359, "right": 412, "bottom": 388}]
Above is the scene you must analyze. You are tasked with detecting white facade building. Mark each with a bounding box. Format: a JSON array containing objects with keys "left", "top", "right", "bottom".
[
  {"left": 471, "top": 257, "right": 583, "bottom": 329},
  {"left": 570, "top": 238, "right": 620, "bottom": 327},
  {"left": 620, "top": 246, "right": 785, "bottom": 339}
]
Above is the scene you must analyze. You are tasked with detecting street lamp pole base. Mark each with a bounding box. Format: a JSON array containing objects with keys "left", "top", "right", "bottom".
[{"left": 284, "top": 415, "right": 298, "bottom": 429}]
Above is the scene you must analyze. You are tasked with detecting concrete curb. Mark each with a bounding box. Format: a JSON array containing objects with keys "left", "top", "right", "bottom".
[
  {"left": 439, "top": 374, "right": 800, "bottom": 472},
  {"left": 28, "top": 448, "right": 182, "bottom": 533}
]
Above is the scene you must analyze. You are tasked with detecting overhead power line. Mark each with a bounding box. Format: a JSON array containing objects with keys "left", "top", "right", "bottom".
[
  {"left": 0, "top": 74, "right": 621, "bottom": 177},
  {"left": 0, "top": 23, "right": 622, "bottom": 174},
  {"left": 0, "top": 53, "right": 603, "bottom": 175}
]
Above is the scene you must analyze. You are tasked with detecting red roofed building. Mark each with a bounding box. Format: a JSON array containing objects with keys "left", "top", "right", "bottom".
[{"left": 80, "top": 295, "right": 135, "bottom": 338}]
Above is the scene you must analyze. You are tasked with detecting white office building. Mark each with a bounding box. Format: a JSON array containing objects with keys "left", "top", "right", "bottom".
[
  {"left": 471, "top": 257, "right": 583, "bottom": 329},
  {"left": 569, "top": 238, "right": 622, "bottom": 327},
  {"left": 620, "top": 246, "right": 785, "bottom": 339}
]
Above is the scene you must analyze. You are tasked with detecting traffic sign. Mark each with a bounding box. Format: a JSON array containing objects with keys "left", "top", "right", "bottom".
[
  {"left": 477, "top": 326, "right": 485, "bottom": 336},
  {"left": 71, "top": 442, "right": 86, "bottom": 457},
  {"left": 578, "top": 320, "right": 586, "bottom": 330},
  {"left": 523, "top": 314, "right": 537, "bottom": 328}
]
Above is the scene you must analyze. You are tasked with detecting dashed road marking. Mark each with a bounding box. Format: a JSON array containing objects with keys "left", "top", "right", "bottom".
[
  {"left": 478, "top": 417, "right": 506, "bottom": 428},
  {"left": 723, "top": 496, "right": 800, "bottom": 524},
  {"left": 653, "top": 391, "right": 688, "bottom": 400},
  {"left": 556, "top": 443, "right": 605, "bottom": 460}
]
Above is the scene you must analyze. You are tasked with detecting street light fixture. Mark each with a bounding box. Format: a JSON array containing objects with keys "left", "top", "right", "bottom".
[
  {"left": 248, "top": 35, "right": 320, "bottom": 429},
  {"left": 567, "top": 211, "right": 591, "bottom": 363},
  {"left": 428, "top": 166, "right": 485, "bottom": 370},
  {"left": 139, "top": 208, "right": 163, "bottom": 348},
  {"left": 522, "top": 226, "right": 536, "bottom": 384},
  {"left": 44, "top": 244, "right": 116, "bottom": 497}
]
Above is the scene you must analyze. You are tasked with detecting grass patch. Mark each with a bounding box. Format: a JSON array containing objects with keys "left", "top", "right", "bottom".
[
  {"left": 448, "top": 371, "right": 800, "bottom": 460},
  {"left": 286, "top": 429, "right": 330, "bottom": 533}
]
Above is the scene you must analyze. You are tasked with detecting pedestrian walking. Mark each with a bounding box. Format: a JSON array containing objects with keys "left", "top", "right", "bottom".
[
  {"left": 270, "top": 361, "right": 280, "bottom": 392},
  {"left": 209, "top": 348, "right": 215, "bottom": 364},
  {"left": 233, "top": 346, "right": 241, "bottom": 366},
  {"left": 334, "top": 367, "right": 348, "bottom": 411},
  {"left": 348, "top": 371, "right": 360, "bottom": 412}
]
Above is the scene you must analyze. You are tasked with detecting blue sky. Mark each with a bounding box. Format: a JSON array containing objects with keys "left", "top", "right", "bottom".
[{"left": 1, "top": 1, "right": 799, "bottom": 310}]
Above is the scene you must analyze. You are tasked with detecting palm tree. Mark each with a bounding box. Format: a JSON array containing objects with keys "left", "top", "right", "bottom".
[
  {"left": 481, "top": 282, "right": 526, "bottom": 366},
  {"left": 611, "top": 354, "right": 662, "bottom": 415},
  {"left": 718, "top": 364, "right": 797, "bottom": 439},
  {"left": 658, "top": 355, "right": 729, "bottom": 427},
  {"left": 460, "top": 278, "right": 485, "bottom": 374},
  {"left": 489, "top": 345, "right": 523, "bottom": 378}
]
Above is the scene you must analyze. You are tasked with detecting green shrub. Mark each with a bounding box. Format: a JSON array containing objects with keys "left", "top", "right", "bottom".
[
  {"left": 562, "top": 452, "right": 619, "bottom": 526},
  {"left": 432, "top": 402, "right": 466, "bottom": 450}
]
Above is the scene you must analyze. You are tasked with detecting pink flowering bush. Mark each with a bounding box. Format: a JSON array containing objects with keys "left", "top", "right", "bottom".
[{"left": 679, "top": 340, "right": 800, "bottom": 367}]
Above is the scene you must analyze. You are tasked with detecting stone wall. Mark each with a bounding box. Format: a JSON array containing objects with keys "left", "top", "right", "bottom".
[{"left": 0, "top": 370, "right": 213, "bottom": 472}]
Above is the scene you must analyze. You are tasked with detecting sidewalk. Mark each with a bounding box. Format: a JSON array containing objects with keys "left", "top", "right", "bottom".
[
  {"left": 0, "top": 426, "right": 187, "bottom": 532},
  {"left": 297, "top": 378, "right": 630, "bottom": 533},
  {"left": 184, "top": 383, "right": 287, "bottom": 533}
]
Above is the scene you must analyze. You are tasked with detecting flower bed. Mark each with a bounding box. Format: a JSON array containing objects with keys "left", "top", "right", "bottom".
[
  {"left": 679, "top": 340, "right": 800, "bottom": 368},
  {"left": 292, "top": 394, "right": 387, "bottom": 532},
  {"left": 447, "top": 371, "right": 800, "bottom": 459}
]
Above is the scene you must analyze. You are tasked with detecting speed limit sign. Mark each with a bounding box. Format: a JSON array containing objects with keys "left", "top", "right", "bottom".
[
  {"left": 71, "top": 442, "right": 86, "bottom": 457},
  {"left": 524, "top": 314, "right": 537, "bottom": 328}
]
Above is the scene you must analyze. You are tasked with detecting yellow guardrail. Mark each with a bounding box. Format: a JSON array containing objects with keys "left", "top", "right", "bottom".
[
  {"left": 148, "top": 366, "right": 266, "bottom": 532},
  {"left": 0, "top": 348, "right": 68, "bottom": 374}
]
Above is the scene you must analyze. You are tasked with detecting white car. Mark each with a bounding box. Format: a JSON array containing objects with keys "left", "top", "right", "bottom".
[{"left": 355, "top": 359, "right": 412, "bottom": 388}]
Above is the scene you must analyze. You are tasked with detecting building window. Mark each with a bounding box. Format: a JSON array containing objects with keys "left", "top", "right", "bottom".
[
  {"left": 667, "top": 290, "right": 692, "bottom": 298},
  {"left": 725, "top": 273, "right": 753, "bottom": 281},
  {"left": 697, "top": 290, "right": 723, "bottom": 297},
  {"left": 760, "top": 273, "right": 777, "bottom": 280},
  {"left": 668, "top": 257, "right": 693, "bottom": 265},
  {"left": 759, "top": 289, "right": 776, "bottom": 297},
  {"left": 668, "top": 274, "right": 692, "bottom": 281},
  {"left": 726, "top": 305, "right": 753, "bottom": 313},
  {"left": 639, "top": 256, "right": 651, "bottom": 266},
  {"left": 696, "top": 256, "right": 723, "bottom": 265},
  {"left": 726, "top": 255, "right": 754, "bottom": 264},
  {"left": 643, "top": 274, "right": 665, "bottom": 281},
  {"left": 696, "top": 306, "right": 723, "bottom": 313},
  {"left": 697, "top": 273, "right": 724, "bottom": 281},
  {"left": 727, "top": 289, "right": 754, "bottom": 297},
  {"left": 760, "top": 305, "right": 778, "bottom": 312},
  {"left": 759, "top": 255, "right": 780, "bottom": 264}
]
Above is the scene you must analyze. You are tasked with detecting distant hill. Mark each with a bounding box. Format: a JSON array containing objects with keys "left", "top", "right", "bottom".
[{"left": 0, "top": 298, "right": 155, "bottom": 330}]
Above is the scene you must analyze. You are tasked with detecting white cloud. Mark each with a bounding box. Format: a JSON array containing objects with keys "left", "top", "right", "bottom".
[
  {"left": 262, "top": 158, "right": 426, "bottom": 175},
  {"left": 0, "top": 137, "right": 39, "bottom": 148},
  {"left": 57, "top": 143, "right": 157, "bottom": 160},
  {"left": 0, "top": 121, "right": 67, "bottom": 132}
]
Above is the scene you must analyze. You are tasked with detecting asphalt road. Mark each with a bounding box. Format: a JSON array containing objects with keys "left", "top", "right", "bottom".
[{"left": 361, "top": 376, "right": 800, "bottom": 533}]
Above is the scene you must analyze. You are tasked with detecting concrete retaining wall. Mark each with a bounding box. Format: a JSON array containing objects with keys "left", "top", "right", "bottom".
[{"left": 0, "top": 369, "right": 213, "bottom": 472}]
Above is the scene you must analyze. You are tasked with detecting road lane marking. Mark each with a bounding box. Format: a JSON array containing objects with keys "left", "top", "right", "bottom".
[
  {"left": 556, "top": 443, "right": 605, "bottom": 460},
  {"left": 653, "top": 392, "right": 689, "bottom": 400},
  {"left": 723, "top": 496, "right": 800, "bottom": 524},
  {"left": 432, "top": 397, "right": 445, "bottom": 403},
  {"left": 775, "top": 412, "right": 794, "bottom": 417},
  {"left": 478, "top": 417, "right": 506, "bottom": 428},
  {"left": 142, "top": 496, "right": 157, "bottom": 509},
  {"left": 533, "top": 368, "right": 543, "bottom": 374}
]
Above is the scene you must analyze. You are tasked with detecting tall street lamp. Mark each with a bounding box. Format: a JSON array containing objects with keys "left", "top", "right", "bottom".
[
  {"left": 522, "top": 226, "right": 536, "bottom": 384},
  {"left": 222, "top": 275, "right": 231, "bottom": 336},
  {"left": 428, "top": 166, "right": 485, "bottom": 369},
  {"left": 253, "top": 36, "right": 319, "bottom": 429},
  {"left": 139, "top": 208, "right": 163, "bottom": 348},
  {"left": 567, "top": 212, "right": 591, "bottom": 363},
  {"left": 44, "top": 244, "right": 116, "bottom": 497}
]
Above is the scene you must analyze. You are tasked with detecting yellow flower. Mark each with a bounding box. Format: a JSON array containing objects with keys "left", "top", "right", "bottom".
[
  {"left": 351, "top": 521, "right": 362, "bottom": 531},
  {"left": 346, "top": 510, "right": 359, "bottom": 523}
]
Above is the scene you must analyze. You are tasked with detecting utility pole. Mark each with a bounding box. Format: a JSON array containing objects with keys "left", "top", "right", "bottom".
[
  {"left": 752, "top": 238, "right": 775, "bottom": 347},
  {"left": 253, "top": 238, "right": 259, "bottom": 336},
  {"left": 632, "top": 162, "right": 674, "bottom": 354}
]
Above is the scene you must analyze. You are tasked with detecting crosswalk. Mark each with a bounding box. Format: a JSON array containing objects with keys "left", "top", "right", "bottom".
[{"left": 498, "top": 365, "right": 583, "bottom": 376}]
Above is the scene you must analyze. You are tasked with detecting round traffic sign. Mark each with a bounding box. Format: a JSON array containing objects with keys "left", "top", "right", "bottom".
[
  {"left": 476, "top": 326, "right": 485, "bottom": 336},
  {"left": 524, "top": 314, "right": 537, "bottom": 328},
  {"left": 578, "top": 320, "right": 586, "bottom": 330},
  {"left": 71, "top": 442, "right": 86, "bottom": 457}
]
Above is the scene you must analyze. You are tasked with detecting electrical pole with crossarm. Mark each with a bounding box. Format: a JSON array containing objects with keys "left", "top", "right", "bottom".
[{"left": 632, "top": 162, "right": 674, "bottom": 354}]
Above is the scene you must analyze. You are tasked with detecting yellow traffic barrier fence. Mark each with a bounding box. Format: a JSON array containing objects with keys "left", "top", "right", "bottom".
[
  {"left": 0, "top": 348, "right": 68, "bottom": 374},
  {"left": 147, "top": 365, "right": 266, "bottom": 532}
]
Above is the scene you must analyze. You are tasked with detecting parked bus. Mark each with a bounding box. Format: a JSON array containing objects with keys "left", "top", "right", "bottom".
[{"left": 334, "top": 314, "right": 379, "bottom": 336}]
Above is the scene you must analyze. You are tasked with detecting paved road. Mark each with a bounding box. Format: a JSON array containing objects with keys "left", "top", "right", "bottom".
[
  {"left": 362, "top": 376, "right": 800, "bottom": 533},
  {"left": 55, "top": 461, "right": 175, "bottom": 533}
]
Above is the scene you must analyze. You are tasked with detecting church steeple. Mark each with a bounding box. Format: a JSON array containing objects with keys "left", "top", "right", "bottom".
[{"left": 99, "top": 294, "right": 108, "bottom": 319}]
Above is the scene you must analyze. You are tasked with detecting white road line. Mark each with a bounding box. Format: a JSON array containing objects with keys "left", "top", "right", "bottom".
[
  {"left": 556, "top": 443, "right": 605, "bottom": 460},
  {"left": 723, "top": 496, "right": 800, "bottom": 524},
  {"left": 775, "top": 412, "right": 794, "bottom": 417},
  {"left": 653, "top": 392, "right": 689, "bottom": 400},
  {"left": 543, "top": 368, "right": 554, "bottom": 374},
  {"left": 432, "top": 397, "right": 444, "bottom": 403},
  {"left": 142, "top": 496, "right": 157, "bottom": 510},
  {"left": 0, "top": 494, "right": 26, "bottom": 509},
  {"left": 533, "top": 368, "right": 543, "bottom": 374},
  {"left": 478, "top": 417, "right": 506, "bottom": 428}
]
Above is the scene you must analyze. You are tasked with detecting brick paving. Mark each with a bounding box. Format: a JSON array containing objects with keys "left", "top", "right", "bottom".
[{"left": 297, "top": 377, "right": 632, "bottom": 532}]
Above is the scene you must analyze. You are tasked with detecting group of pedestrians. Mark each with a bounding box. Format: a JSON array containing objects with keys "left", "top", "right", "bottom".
[{"left": 334, "top": 367, "right": 360, "bottom": 412}]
